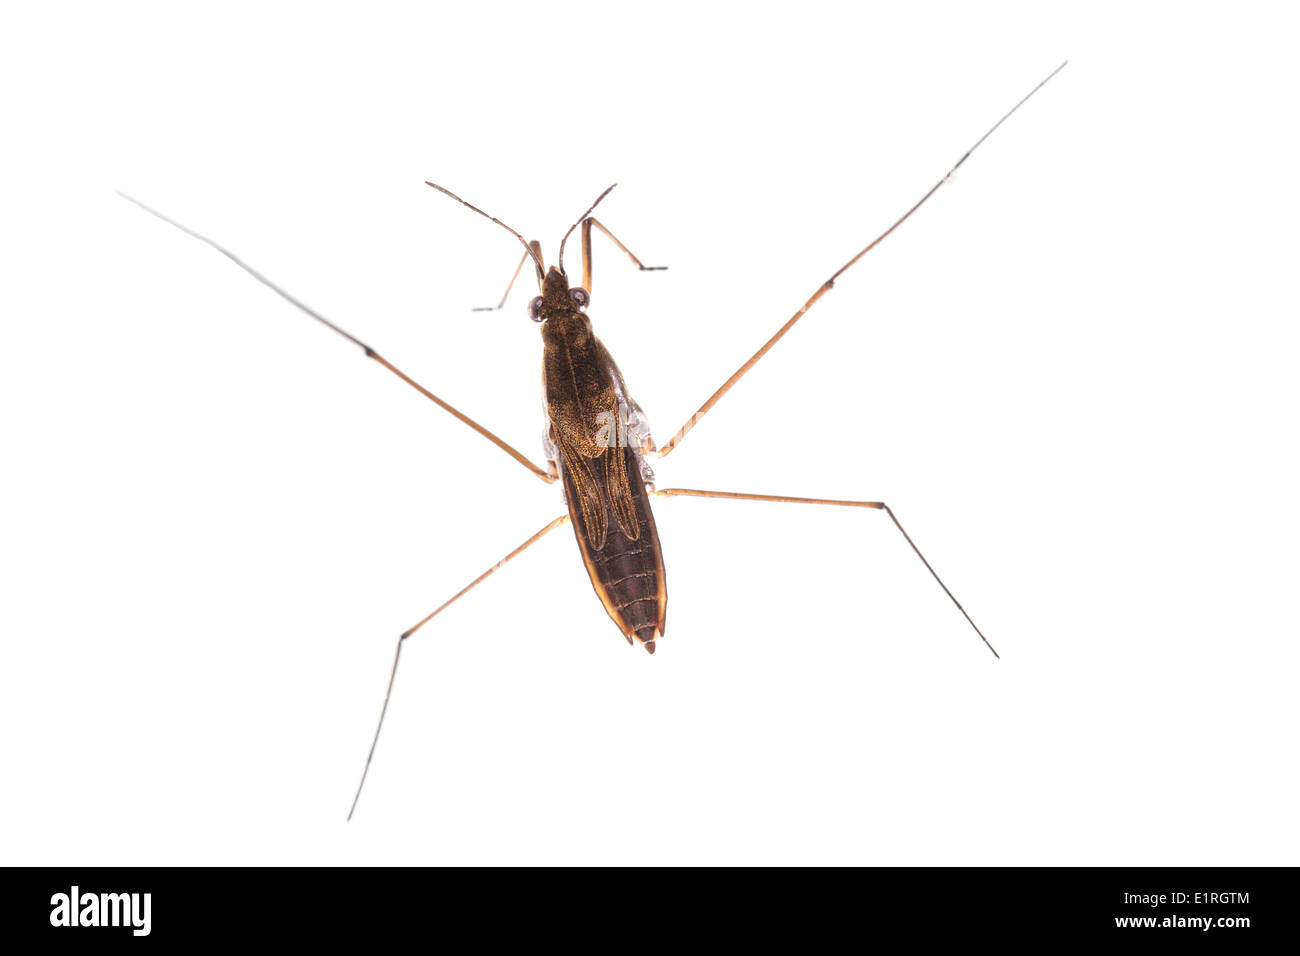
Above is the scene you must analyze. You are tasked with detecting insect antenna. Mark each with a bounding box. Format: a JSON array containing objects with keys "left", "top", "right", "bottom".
[
  {"left": 425, "top": 181, "right": 547, "bottom": 279},
  {"left": 558, "top": 183, "right": 617, "bottom": 276}
]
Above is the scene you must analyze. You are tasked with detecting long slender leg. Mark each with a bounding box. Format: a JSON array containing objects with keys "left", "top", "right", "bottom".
[
  {"left": 118, "top": 191, "right": 558, "bottom": 483},
  {"left": 580, "top": 217, "right": 668, "bottom": 296},
  {"left": 472, "top": 247, "right": 530, "bottom": 312},
  {"left": 653, "top": 487, "right": 998, "bottom": 659},
  {"left": 472, "top": 239, "right": 547, "bottom": 312},
  {"left": 348, "top": 514, "right": 571, "bottom": 821},
  {"left": 654, "top": 62, "right": 1067, "bottom": 459}
]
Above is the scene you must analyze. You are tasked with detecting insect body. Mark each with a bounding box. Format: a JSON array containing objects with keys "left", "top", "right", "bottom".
[
  {"left": 538, "top": 263, "right": 667, "bottom": 652},
  {"left": 119, "top": 62, "right": 1066, "bottom": 819},
  {"left": 424, "top": 180, "right": 672, "bottom": 653}
]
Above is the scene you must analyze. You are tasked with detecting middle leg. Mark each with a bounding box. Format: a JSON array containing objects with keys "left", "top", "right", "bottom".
[{"left": 653, "top": 487, "right": 998, "bottom": 658}]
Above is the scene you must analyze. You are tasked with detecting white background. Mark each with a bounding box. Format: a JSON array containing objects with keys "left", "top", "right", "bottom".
[{"left": 2, "top": 2, "right": 1297, "bottom": 865}]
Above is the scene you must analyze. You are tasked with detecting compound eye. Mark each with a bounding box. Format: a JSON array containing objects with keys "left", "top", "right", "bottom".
[
  {"left": 528, "top": 296, "right": 544, "bottom": 322},
  {"left": 569, "top": 287, "right": 590, "bottom": 309}
]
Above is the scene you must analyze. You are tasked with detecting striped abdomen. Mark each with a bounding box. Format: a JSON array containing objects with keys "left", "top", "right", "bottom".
[{"left": 559, "top": 443, "right": 667, "bottom": 653}]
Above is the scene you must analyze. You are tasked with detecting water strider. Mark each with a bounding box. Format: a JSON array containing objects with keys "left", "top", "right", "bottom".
[{"left": 119, "top": 61, "right": 1066, "bottom": 819}]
